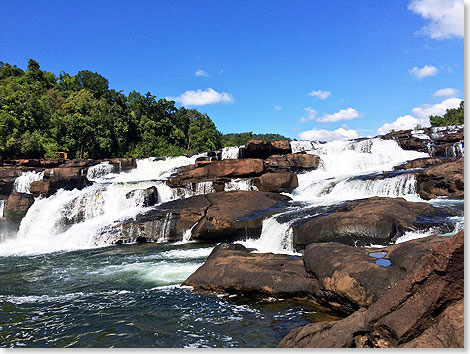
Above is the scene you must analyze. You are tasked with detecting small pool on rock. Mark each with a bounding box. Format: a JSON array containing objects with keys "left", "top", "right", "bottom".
[{"left": 368, "top": 251, "right": 391, "bottom": 267}]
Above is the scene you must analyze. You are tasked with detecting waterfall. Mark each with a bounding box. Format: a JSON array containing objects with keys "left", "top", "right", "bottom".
[
  {"left": 0, "top": 199, "right": 5, "bottom": 219},
  {"left": 290, "top": 141, "right": 315, "bottom": 153},
  {"left": 0, "top": 156, "right": 199, "bottom": 255},
  {"left": 224, "top": 178, "right": 258, "bottom": 192},
  {"left": 86, "top": 162, "right": 115, "bottom": 181},
  {"left": 221, "top": 146, "right": 240, "bottom": 160},
  {"left": 13, "top": 171, "right": 44, "bottom": 194},
  {"left": 241, "top": 215, "right": 298, "bottom": 255}
]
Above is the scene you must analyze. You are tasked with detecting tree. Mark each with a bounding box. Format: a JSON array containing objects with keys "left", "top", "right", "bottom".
[{"left": 430, "top": 101, "right": 464, "bottom": 127}]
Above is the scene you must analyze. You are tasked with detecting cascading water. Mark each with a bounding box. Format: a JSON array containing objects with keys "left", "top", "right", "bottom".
[
  {"left": 224, "top": 178, "right": 258, "bottom": 192},
  {"left": 86, "top": 161, "right": 115, "bottom": 180},
  {"left": 221, "top": 146, "right": 241, "bottom": 160},
  {"left": 0, "top": 156, "right": 201, "bottom": 255},
  {"left": 13, "top": 170, "right": 44, "bottom": 194},
  {"left": 0, "top": 199, "right": 5, "bottom": 218}
]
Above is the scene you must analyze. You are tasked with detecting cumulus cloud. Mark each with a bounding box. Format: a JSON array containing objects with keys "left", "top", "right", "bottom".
[
  {"left": 298, "top": 128, "right": 359, "bottom": 142},
  {"left": 274, "top": 105, "right": 283, "bottom": 111},
  {"left": 408, "top": 0, "right": 464, "bottom": 39},
  {"left": 195, "top": 69, "right": 209, "bottom": 77},
  {"left": 377, "top": 97, "right": 462, "bottom": 134},
  {"left": 167, "top": 88, "right": 234, "bottom": 106},
  {"left": 299, "top": 107, "right": 318, "bottom": 123},
  {"left": 409, "top": 65, "right": 438, "bottom": 78},
  {"left": 433, "top": 88, "right": 459, "bottom": 97},
  {"left": 307, "top": 90, "right": 331, "bottom": 100},
  {"left": 317, "top": 107, "right": 361, "bottom": 123}
]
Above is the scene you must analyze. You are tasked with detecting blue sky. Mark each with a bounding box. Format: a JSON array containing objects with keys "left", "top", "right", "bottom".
[{"left": 0, "top": 0, "right": 464, "bottom": 140}]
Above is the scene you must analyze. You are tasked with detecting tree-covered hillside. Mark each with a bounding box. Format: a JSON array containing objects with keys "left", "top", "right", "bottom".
[{"left": 0, "top": 60, "right": 223, "bottom": 159}]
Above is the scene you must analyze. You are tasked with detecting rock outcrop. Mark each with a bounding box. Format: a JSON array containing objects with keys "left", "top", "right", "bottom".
[
  {"left": 109, "top": 191, "right": 291, "bottom": 244},
  {"left": 183, "top": 235, "right": 446, "bottom": 315},
  {"left": 3, "top": 192, "right": 36, "bottom": 220},
  {"left": 183, "top": 243, "right": 316, "bottom": 297},
  {"left": 292, "top": 197, "right": 453, "bottom": 248},
  {"left": 279, "top": 230, "right": 464, "bottom": 348},
  {"left": 264, "top": 153, "right": 322, "bottom": 173},
  {"left": 393, "top": 157, "right": 445, "bottom": 170},
  {"left": 416, "top": 157, "right": 464, "bottom": 200},
  {"left": 253, "top": 172, "right": 298, "bottom": 193},
  {"left": 30, "top": 175, "right": 90, "bottom": 196}
]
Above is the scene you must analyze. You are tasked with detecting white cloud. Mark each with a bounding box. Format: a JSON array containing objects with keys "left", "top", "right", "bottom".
[
  {"left": 377, "top": 97, "right": 462, "bottom": 134},
  {"left": 408, "top": 0, "right": 464, "bottom": 39},
  {"left": 167, "top": 88, "right": 234, "bottom": 106},
  {"left": 195, "top": 69, "right": 209, "bottom": 77},
  {"left": 433, "top": 88, "right": 459, "bottom": 97},
  {"left": 409, "top": 65, "right": 438, "bottom": 78},
  {"left": 299, "top": 107, "right": 318, "bottom": 123},
  {"left": 274, "top": 105, "right": 283, "bottom": 111},
  {"left": 307, "top": 90, "right": 331, "bottom": 100},
  {"left": 317, "top": 107, "right": 361, "bottom": 123},
  {"left": 298, "top": 128, "right": 359, "bottom": 142},
  {"left": 411, "top": 97, "right": 462, "bottom": 119}
]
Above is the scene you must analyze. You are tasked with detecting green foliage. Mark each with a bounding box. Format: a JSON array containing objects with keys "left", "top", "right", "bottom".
[
  {"left": 430, "top": 101, "right": 464, "bottom": 127},
  {"left": 0, "top": 59, "right": 225, "bottom": 159},
  {"left": 221, "top": 132, "right": 289, "bottom": 147}
]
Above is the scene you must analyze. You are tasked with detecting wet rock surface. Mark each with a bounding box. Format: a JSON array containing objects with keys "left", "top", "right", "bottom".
[
  {"left": 279, "top": 230, "right": 464, "bottom": 348},
  {"left": 253, "top": 172, "right": 298, "bottom": 193},
  {"left": 264, "top": 153, "right": 322, "bottom": 173},
  {"left": 110, "top": 191, "right": 291, "bottom": 244},
  {"left": 4, "top": 192, "right": 36, "bottom": 220},
  {"left": 30, "top": 175, "right": 90, "bottom": 196},
  {"left": 292, "top": 197, "right": 453, "bottom": 248},
  {"left": 416, "top": 157, "right": 464, "bottom": 200}
]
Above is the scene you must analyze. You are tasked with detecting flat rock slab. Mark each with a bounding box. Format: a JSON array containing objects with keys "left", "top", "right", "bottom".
[
  {"left": 292, "top": 196, "right": 454, "bottom": 248},
  {"left": 183, "top": 244, "right": 317, "bottom": 297},
  {"left": 279, "top": 230, "right": 464, "bottom": 348}
]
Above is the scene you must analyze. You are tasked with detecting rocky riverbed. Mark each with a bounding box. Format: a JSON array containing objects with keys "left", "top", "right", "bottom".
[{"left": 0, "top": 125, "right": 464, "bottom": 348}]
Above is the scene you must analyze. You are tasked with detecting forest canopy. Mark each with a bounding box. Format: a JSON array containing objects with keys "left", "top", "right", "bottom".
[
  {"left": 0, "top": 59, "right": 287, "bottom": 159},
  {"left": 429, "top": 100, "right": 464, "bottom": 127}
]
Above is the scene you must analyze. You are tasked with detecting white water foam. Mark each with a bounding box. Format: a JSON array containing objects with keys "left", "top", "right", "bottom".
[
  {"left": 241, "top": 215, "right": 299, "bottom": 255},
  {"left": 221, "top": 146, "right": 240, "bottom": 160},
  {"left": 86, "top": 161, "right": 115, "bottom": 180},
  {"left": 13, "top": 170, "right": 44, "bottom": 194},
  {"left": 224, "top": 178, "right": 258, "bottom": 192},
  {"left": 0, "top": 199, "right": 4, "bottom": 219}
]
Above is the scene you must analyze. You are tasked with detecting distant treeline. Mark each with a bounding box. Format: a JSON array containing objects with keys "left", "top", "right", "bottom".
[
  {"left": 0, "top": 59, "right": 288, "bottom": 159},
  {"left": 430, "top": 100, "right": 464, "bottom": 127}
]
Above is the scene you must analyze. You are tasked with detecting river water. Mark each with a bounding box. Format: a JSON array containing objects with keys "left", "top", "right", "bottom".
[{"left": 0, "top": 138, "right": 464, "bottom": 347}]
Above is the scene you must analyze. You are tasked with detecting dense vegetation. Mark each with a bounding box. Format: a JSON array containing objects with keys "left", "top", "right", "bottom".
[
  {"left": 430, "top": 100, "right": 464, "bottom": 127},
  {"left": 0, "top": 60, "right": 289, "bottom": 159},
  {"left": 221, "top": 132, "right": 289, "bottom": 147}
]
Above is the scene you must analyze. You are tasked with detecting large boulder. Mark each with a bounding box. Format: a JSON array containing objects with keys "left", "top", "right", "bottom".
[
  {"left": 302, "top": 236, "right": 446, "bottom": 315},
  {"left": 125, "top": 186, "right": 159, "bottom": 207},
  {"left": 279, "top": 230, "right": 464, "bottom": 348},
  {"left": 108, "top": 191, "right": 291, "bottom": 244},
  {"left": 271, "top": 140, "right": 292, "bottom": 155},
  {"left": 264, "top": 153, "right": 322, "bottom": 172},
  {"left": 253, "top": 172, "right": 298, "bottom": 193},
  {"left": 168, "top": 159, "right": 264, "bottom": 187},
  {"left": 416, "top": 157, "right": 464, "bottom": 200},
  {"left": 30, "top": 175, "right": 90, "bottom": 196},
  {"left": 241, "top": 140, "right": 273, "bottom": 159},
  {"left": 183, "top": 244, "right": 316, "bottom": 297},
  {"left": 292, "top": 197, "right": 453, "bottom": 248},
  {"left": 4, "top": 192, "right": 36, "bottom": 220}
]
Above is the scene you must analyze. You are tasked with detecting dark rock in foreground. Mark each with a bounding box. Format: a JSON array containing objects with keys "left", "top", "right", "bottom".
[
  {"left": 416, "top": 157, "right": 464, "bottom": 200},
  {"left": 183, "top": 244, "right": 316, "bottom": 297},
  {"left": 183, "top": 235, "right": 446, "bottom": 315},
  {"left": 279, "top": 230, "right": 464, "bottom": 348},
  {"left": 110, "top": 191, "right": 291, "bottom": 244},
  {"left": 292, "top": 197, "right": 453, "bottom": 248}
]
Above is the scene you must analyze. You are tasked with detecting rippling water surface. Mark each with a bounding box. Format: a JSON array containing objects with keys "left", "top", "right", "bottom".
[{"left": 0, "top": 242, "right": 338, "bottom": 348}]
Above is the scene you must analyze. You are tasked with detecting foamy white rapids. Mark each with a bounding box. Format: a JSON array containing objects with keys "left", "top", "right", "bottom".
[
  {"left": 0, "top": 156, "right": 202, "bottom": 255},
  {"left": 0, "top": 199, "right": 5, "bottom": 219},
  {"left": 292, "top": 138, "right": 428, "bottom": 203},
  {"left": 224, "top": 178, "right": 258, "bottom": 192},
  {"left": 86, "top": 161, "right": 115, "bottom": 180},
  {"left": 241, "top": 215, "right": 299, "bottom": 255},
  {"left": 13, "top": 170, "right": 44, "bottom": 194},
  {"left": 221, "top": 146, "right": 240, "bottom": 160}
]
